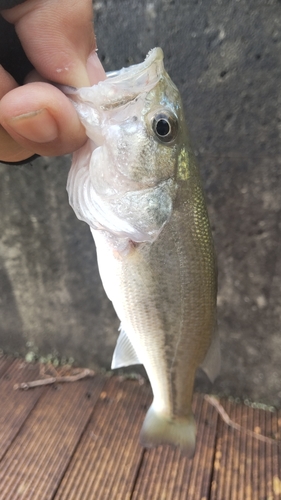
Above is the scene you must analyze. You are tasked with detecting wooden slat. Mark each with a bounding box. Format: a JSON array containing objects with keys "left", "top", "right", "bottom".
[
  {"left": 252, "top": 405, "right": 262, "bottom": 499},
  {"left": 187, "top": 395, "right": 218, "bottom": 500},
  {"left": 0, "top": 359, "right": 46, "bottom": 461},
  {"left": 131, "top": 394, "right": 219, "bottom": 500},
  {"left": 265, "top": 407, "right": 280, "bottom": 500},
  {"left": 0, "top": 355, "right": 15, "bottom": 378},
  {"left": 55, "top": 377, "right": 151, "bottom": 500},
  {"left": 247, "top": 405, "right": 258, "bottom": 500},
  {"left": 264, "top": 408, "right": 272, "bottom": 498},
  {"left": 271, "top": 409, "right": 281, "bottom": 499},
  {"left": 0, "top": 374, "right": 105, "bottom": 500}
]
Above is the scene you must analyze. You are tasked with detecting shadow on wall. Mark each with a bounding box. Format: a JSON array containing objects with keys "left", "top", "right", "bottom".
[{"left": 0, "top": 258, "right": 25, "bottom": 355}]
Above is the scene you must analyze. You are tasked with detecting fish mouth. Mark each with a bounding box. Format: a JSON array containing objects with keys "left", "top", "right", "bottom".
[
  {"left": 104, "top": 47, "right": 164, "bottom": 85},
  {"left": 62, "top": 48, "right": 165, "bottom": 110},
  {"left": 99, "top": 48, "right": 165, "bottom": 109}
]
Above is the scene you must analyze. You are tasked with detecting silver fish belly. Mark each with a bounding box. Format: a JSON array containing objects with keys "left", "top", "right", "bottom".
[{"left": 66, "top": 48, "right": 219, "bottom": 456}]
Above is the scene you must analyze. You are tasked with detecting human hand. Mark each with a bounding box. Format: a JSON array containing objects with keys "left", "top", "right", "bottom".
[{"left": 0, "top": 0, "right": 106, "bottom": 163}]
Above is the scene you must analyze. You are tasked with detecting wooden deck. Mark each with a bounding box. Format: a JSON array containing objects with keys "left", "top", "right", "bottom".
[{"left": 0, "top": 356, "right": 280, "bottom": 500}]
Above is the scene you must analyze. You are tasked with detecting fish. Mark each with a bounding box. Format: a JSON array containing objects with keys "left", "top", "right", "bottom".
[{"left": 65, "top": 48, "right": 219, "bottom": 456}]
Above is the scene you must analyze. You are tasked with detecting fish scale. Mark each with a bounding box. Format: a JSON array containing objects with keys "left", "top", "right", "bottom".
[{"left": 65, "top": 47, "right": 219, "bottom": 455}]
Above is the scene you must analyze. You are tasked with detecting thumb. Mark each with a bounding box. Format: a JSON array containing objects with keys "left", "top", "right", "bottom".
[{"left": 2, "top": 0, "right": 96, "bottom": 87}]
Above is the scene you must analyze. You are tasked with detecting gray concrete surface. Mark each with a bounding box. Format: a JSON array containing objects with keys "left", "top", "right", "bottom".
[{"left": 1, "top": 0, "right": 281, "bottom": 406}]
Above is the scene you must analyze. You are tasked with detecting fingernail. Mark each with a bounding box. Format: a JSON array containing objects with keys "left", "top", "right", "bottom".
[
  {"left": 9, "top": 108, "right": 59, "bottom": 143},
  {"left": 86, "top": 51, "right": 107, "bottom": 85}
]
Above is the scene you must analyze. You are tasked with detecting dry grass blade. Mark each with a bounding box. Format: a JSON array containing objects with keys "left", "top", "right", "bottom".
[
  {"left": 205, "top": 395, "right": 279, "bottom": 446},
  {"left": 13, "top": 365, "right": 95, "bottom": 390}
]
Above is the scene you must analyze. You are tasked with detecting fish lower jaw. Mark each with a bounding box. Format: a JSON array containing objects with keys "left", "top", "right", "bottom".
[{"left": 140, "top": 401, "right": 196, "bottom": 457}]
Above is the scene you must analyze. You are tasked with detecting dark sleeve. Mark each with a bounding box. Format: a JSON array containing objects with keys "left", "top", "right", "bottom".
[
  {"left": 0, "top": 0, "right": 25, "bottom": 6},
  {"left": 0, "top": 8, "right": 33, "bottom": 85}
]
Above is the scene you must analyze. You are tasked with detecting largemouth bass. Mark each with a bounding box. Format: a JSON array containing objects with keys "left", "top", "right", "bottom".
[{"left": 65, "top": 48, "right": 219, "bottom": 456}]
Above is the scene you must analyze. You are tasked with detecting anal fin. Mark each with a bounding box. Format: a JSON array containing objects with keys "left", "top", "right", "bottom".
[
  {"left": 111, "top": 326, "right": 141, "bottom": 369},
  {"left": 200, "top": 329, "right": 221, "bottom": 383}
]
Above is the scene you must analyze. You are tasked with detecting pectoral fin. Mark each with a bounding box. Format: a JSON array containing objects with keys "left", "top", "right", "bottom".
[
  {"left": 200, "top": 330, "right": 221, "bottom": 383},
  {"left": 111, "top": 326, "right": 141, "bottom": 369}
]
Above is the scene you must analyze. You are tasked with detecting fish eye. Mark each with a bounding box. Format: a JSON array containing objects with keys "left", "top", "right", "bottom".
[{"left": 152, "top": 111, "right": 178, "bottom": 143}]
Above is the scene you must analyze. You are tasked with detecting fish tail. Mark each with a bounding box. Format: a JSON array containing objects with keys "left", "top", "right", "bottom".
[{"left": 140, "top": 402, "right": 196, "bottom": 457}]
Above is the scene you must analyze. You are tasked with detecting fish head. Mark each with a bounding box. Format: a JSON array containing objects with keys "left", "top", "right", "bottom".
[
  {"left": 67, "top": 48, "right": 184, "bottom": 187},
  {"left": 65, "top": 48, "right": 188, "bottom": 246},
  {"left": 102, "top": 58, "right": 182, "bottom": 189}
]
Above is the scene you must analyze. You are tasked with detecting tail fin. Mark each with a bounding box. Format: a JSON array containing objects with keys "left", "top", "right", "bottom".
[{"left": 140, "top": 402, "right": 196, "bottom": 457}]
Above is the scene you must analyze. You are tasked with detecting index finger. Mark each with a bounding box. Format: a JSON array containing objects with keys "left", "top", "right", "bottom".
[{"left": 2, "top": 0, "right": 96, "bottom": 87}]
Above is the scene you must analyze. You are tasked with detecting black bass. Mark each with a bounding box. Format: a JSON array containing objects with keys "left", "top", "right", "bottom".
[{"left": 65, "top": 48, "right": 219, "bottom": 456}]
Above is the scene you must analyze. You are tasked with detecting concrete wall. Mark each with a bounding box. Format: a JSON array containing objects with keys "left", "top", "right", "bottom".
[{"left": 1, "top": 0, "right": 281, "bottom": 406}]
